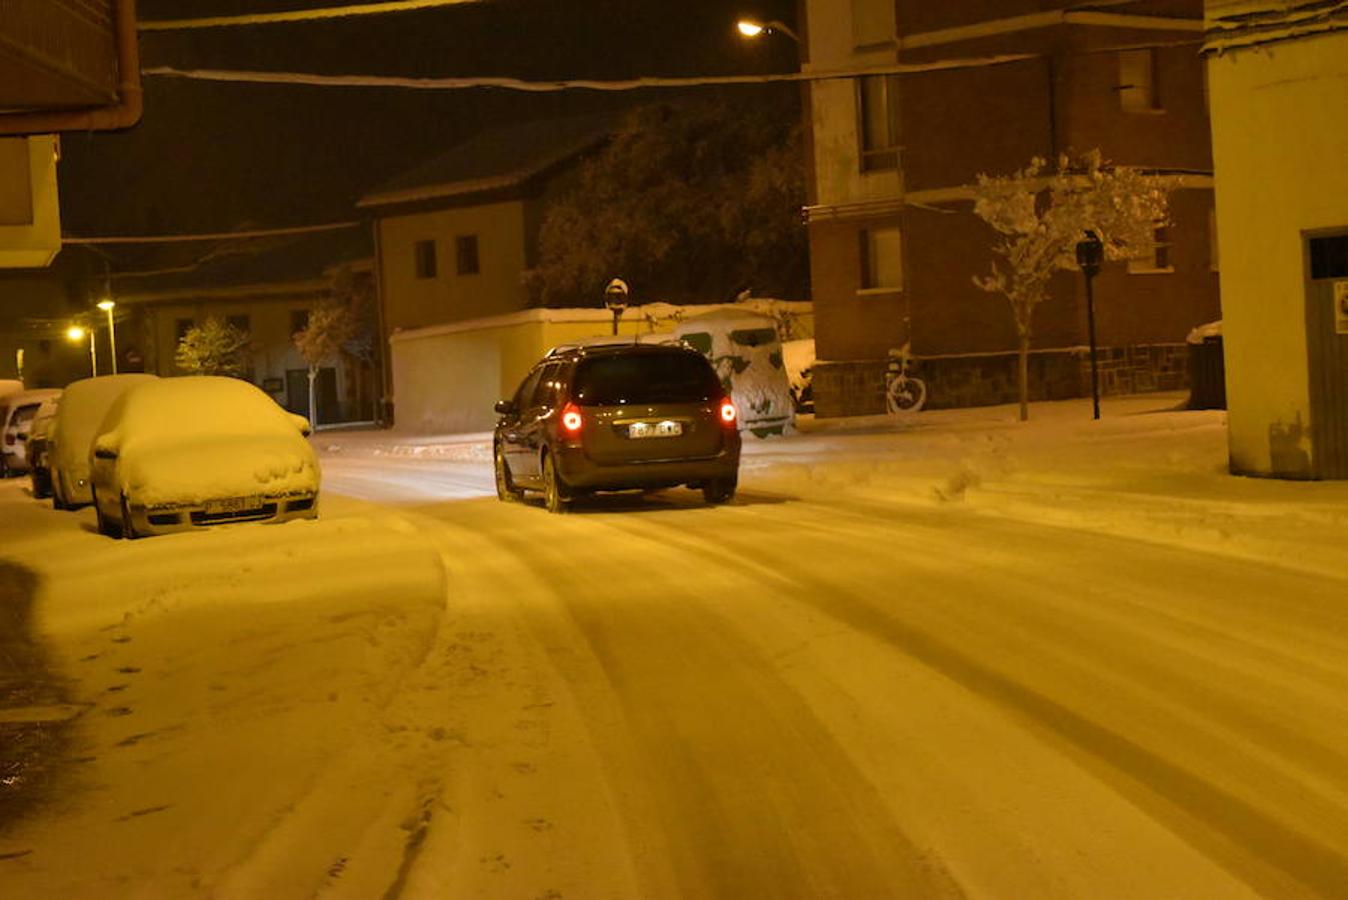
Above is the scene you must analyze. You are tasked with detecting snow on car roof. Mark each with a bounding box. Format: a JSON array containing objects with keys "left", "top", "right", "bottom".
[{"left": 105, "top": 376, "right": 300, "bottom": 448}]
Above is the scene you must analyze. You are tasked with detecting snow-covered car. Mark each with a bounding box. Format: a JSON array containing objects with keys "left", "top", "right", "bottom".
[
  {"left": 1, "top": 388, "right": 62, "bottom": 477},
  {"left": 49, "top": 374, "right": 159, "bottom": 509},
  {"left": 25, "top": 396, "right": 61, "bottom": 498},
  {"left": 88, "top": 376, "right": 319, "bottom": 538},
  {"left": 675, "top": 309, "right": 794, "bottom": 437}
]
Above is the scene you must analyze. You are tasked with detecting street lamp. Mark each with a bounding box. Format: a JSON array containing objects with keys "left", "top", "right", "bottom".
[
  {"left": 1075, "top": 230, "right": 1105, "bottom": 421},
  {"left": 66, "top": 324, "right": 97, "bottom": 377},
  {"left": 97, "top": 299, "right": 118, "bottom": 374},
  {"left": 604, "top": 278, "right": 630, "bottom": 336},
  {"left": 736, "top": 17, "right": 800, "bottom": 43}
]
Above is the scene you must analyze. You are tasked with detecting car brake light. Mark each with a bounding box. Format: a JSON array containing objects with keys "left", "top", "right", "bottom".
[
  {"left": 561, "top": 403, "right": 583, "bottom": 434},
  {"left": 719, "top": 399, "right": 737, "bottom": 425}
]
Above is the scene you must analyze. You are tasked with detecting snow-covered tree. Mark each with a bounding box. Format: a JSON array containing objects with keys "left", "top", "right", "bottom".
[
  {"left": 175, "top": 317, "right": 250, "bottom": 376},
  {"left": 971, "top": 151, "right": 1170, "bottom": 421},
  {"left": 293, "top": 302, "right": 352, "bottom": 428}
]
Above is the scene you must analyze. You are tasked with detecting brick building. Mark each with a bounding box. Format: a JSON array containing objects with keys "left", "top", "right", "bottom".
[{"left": 801, "top": 0, "right": 1220, "bottom": 415}]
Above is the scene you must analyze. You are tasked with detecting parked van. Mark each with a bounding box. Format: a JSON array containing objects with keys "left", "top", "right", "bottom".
[{"left": 675, "top": 309, "right": 794, "bottom": 437}]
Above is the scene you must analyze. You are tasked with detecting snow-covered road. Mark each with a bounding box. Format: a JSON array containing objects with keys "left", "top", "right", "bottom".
[{"left": 3, "top": 395, "right": 1348, "bottom": 898}]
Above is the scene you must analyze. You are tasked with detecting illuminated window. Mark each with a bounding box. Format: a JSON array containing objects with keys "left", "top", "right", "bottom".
[
  {"left": 456, "top": 235, "right": 480, "bottom": 276},
  {"left": 1118, "top": 49, "right": 1161, "bottom": 112},
  {"left": 860, "top": 226, "right": 903, "bottom": 291},
  {"left": 414, "top": 239, "right": 437, "bottom": 279},
  {"left": 858, "top": 75, "right": 900, "bottom": 172}
]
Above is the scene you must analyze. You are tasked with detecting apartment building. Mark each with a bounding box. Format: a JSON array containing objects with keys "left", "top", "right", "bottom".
[{"left": 801, "top": 0, "right": 1220, "bottom": 415}]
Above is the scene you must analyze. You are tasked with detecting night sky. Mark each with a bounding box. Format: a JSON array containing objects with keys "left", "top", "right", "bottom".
[{"left": 58, "top": 0, "right": 801, "bottom": 239}]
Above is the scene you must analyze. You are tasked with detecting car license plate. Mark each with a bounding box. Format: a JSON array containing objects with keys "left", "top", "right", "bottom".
[
  {"left": 204, "top": 495, "right": 261, "bottom": 514},
  {"left": 628, "top": 420, "right": 682, "bottom": 439}
]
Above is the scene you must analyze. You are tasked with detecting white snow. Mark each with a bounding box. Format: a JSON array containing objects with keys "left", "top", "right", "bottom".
[
  {"left": 3, "top": 392, "right": 1348, "bottom": 898},
  {"left": 49, "top": 374, "right": 158, "bottom": 504},
  {"left": 99, "top": 376, "right": 319, "bottom": 504}
]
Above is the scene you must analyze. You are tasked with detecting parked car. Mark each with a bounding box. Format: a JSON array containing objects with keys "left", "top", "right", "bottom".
[
  {"left": 50, "top": 374, "right": 158, "bottom": 509},
  {"left": 493, "top": 342, "right": 741, "bottom": 513},
  {"left": 1, "top": 388, "right": 62, "bottom": 477},
  {"left": 89, "top": 376, "right": 319, "bottom": 538},
  {"left": 675, "top": 309, "right": 795, "bottom": 437},
  {"left": 25, "top": 397, "right": 61, "bottom": 498}
]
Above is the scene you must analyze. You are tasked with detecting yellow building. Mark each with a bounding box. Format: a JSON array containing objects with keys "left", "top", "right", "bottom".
[
  {"left": 358, "top": 114, "right": 612, "bottom": 423},
  {"left": 1205, "top": 1, "right": 1348, "bottom": 477}
]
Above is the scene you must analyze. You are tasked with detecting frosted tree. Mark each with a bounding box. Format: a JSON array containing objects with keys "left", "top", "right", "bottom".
[
  {"left": 175, "top": 317, "right": 250, "bottom": 376},
  {"left": 293, "top": 302, "right": 353, "bottom": 428},
  {"left": 971, "top": 151, "right": 1170, "bottom": 421}
]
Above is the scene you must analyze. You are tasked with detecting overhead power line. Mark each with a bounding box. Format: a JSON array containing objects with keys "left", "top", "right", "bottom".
[
  {"left": 141, "top": 54, "right": 1044, "bottom": 92},
  {"left": 139, "top": 0, "right": 481, "bottom": 31},
  {"left": 63, "top": 221, "right": 362, "bottom": 245}
]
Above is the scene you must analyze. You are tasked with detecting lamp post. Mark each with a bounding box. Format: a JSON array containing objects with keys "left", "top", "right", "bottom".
[
  {"left": 67, "top": 325, "right": 97, "bottom": 377},
  {"left": 605, "top": 278, "right": 630, "bottom": 336},
  {"left": 1075, "top": 230, "right": 1105, "bottom": 421},
  {"left": 736, "top": 18, "right": 800, "bottom": 43},
  {"left": 97, "top": 299, "right": 118, "bottom": 374}
]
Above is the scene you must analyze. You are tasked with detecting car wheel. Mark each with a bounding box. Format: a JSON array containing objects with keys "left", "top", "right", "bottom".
[
  {"left": 32, "top": 471, "right": 50, "bottom": 499},
  {"left": 542, "top": 451, "right": 570, "bottom": 514},
  {"left": 702, "top": 477, "right": 737, "bottom": 505},
  {"left": 494, "top": 443, "right": 522, "bottom": 503},
  {"left": 51, "top": 472, "right": 68, "bottom": 510},
  {"left": 120, "top": 493, "right": 138, "bottom": 540},
  {"left": 91, "top": 486, "right": 122, "bottom": 538}
]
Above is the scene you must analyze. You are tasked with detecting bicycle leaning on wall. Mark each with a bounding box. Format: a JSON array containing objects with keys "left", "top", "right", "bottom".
[{"left": 885, "top": 343, "right": 928, "bottom": 414}]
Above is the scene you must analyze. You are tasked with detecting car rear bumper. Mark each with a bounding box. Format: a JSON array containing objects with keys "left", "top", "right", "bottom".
[{"left": 554, "top": 443, "right": 740, "bottom": 491}]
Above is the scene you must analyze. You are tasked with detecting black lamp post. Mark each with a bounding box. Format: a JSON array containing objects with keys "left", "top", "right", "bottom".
[
  {"left": 1076, "top": 230, "right": 1104, "bottom": 420},
  {"left": 605, "top": 278, "right": 629, "bottom": 336}
]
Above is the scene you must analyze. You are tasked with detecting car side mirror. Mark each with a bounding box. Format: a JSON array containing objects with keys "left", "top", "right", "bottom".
[
  {"left": 287, "top": 413, "right": 312, "bottom": 437},
  {"left": 494, "top": 400, "right": 515, "bottom": 415}
]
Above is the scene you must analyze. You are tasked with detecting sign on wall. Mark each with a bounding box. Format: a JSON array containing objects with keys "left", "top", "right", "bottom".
[{"left": 1336, "top": 281, "right": 1348, "bottom": 335}]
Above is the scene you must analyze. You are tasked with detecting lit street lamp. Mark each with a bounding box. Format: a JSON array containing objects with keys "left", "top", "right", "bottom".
[
  {"left": 97, "top": 299, "right": 118, "bottom": 374},
  {"left": 736, "top": 17, "right": 800, "bottom": 43},
  {"left": 605, "top": 278, "right": 630, "bottom": 336},
  {"left": 67, "top": 324, "right": 97, "bottom": 377},
  {"left": 1075, "top": 230, "right": 1105, "bottom": 421}
]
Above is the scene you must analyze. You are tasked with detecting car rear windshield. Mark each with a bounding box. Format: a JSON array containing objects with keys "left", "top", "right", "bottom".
[{"left": 572, "top": 353, "right": 721, "bottom": 406}]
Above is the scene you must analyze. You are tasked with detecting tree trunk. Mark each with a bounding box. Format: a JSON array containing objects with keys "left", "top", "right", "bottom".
[
  {"left": 1017, "top": 333, "right": 1030, "bottom": 422},
  {"left": 307, "top": 365, "right": 318, "bottom": 429}
]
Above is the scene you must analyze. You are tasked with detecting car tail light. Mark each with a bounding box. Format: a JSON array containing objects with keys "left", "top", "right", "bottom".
[
  {"left": 561, "top": 403, "right": 583, "bottom": 434},
  {"left": 719, "top": 399, "right": 737, "bottom": 426}
]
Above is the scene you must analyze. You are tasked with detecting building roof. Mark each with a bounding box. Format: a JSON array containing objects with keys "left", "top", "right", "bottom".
[{"left": 357, "top": 112, "right": 614, "bottom": 211}]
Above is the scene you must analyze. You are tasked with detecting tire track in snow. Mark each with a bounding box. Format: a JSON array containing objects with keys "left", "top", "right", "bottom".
[{"left": 629, "top": 498, "right": 1348, "bottom": 900}]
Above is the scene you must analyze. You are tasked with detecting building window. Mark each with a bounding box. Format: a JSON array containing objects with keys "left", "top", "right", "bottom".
[
  {"left": 174, "top": 318, "right": 194, "bottom": 341},
  {"left": 858, "top": 75, "right": 900, "bottom": 172},
  {"left": 456, "top": 234, "right": 480, "bottom": 275},
  {"left": 851, "top": 0, "right": 894, "bottom": 48},
  {"left": 859, "top": 227, "right": 903, "bottom": 291},
  {"left": 414, "top": 239, "right": 437, "bottom": 279},
  {"left": 1129, "top": 225, "right": 1174, "bottom": 274},
  {"left": 226, "top": 314, "right": 251, "bottom": 335},
  {"left": 1118, "top": 49, "right": 1161, "bottom": 112},
  {"left": 291, "top": 309, "right": 310, "bottom": 336}
]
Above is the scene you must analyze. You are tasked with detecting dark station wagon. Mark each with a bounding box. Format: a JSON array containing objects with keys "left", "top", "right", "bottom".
[{"left": 493, "top": 342, "right": 742, "bottom": 512}]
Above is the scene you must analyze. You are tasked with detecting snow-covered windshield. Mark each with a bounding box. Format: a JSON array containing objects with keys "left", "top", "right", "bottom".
[
  {"left": 572, "top": 353, "right": 721, "bottom": 406},
  {"left": 110, "top": 376, "right": 300, "bottom": 450}
]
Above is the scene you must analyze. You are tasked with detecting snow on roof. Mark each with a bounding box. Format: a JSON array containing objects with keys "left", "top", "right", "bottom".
[
  {"left": 106, "top": 376, "right": 302, "bottom": 449},
  {"left": 53, "top": 374, "right": 159, "bottom": 473}
]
